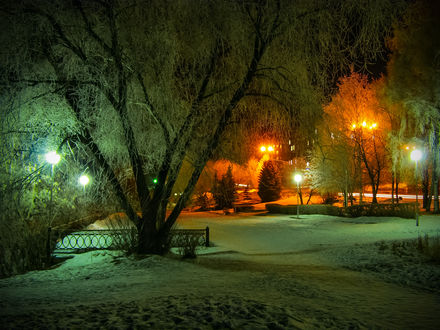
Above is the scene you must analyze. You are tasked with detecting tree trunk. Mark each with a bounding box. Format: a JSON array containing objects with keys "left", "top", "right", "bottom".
[
  {"left": 344, "top": 169, "right": 348, "bottom": 208},
  {"left": 370, "top": 173, "right": 378, "bottom": 204},
  {"left": 391, "top": 172, "right": 395, "bottom": 204},
  {"left": 306, "top": 189, "right": 314, "bottom": 205},
  {"left": 422, "top": 166, "right": 430, "bottom": 210},
  {"left": 433, "top": 133, "right": 439, "bottom": 213}
]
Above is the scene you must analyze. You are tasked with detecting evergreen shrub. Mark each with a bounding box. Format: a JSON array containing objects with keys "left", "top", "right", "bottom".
[
  {"left": 258, "top": 160, "right": 281, "bottom": 202},
  {"left": 212, "top": 166, "right": 236, "bottom": 209}
]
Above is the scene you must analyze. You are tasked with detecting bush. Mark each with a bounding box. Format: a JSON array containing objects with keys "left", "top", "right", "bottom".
[
  {"left": 258, "top": 160, "right": 281, "bottom": 202},
  {"left": 344, "top": 203, "right": 416, "bottom": 218},
  {"left": 106, "top": 214, "right": 138, "bottom": 255},
  {"left": 417, "top": 234, "right": 440, "bottom": 263},
  {"left": 212, "top": 166, "right": 236, "bottom": 209},
  {"left": 172, "top": 231, "right": 205, "bottom": 258},
  {"left": 266, "top": 203, "right": 341, "bottom": 216},
  {"left": 0, "top": 220, "right": 48, "bottom": 278},
  {"left": 194, "top": 192, "right": 212, "bottom": 211},
  {"left": 322, "top": 193, "right": 339, "bottom": 205}
]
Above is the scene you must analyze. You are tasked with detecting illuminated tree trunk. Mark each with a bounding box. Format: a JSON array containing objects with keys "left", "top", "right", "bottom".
[
  {"left": 433, "top": 132, "right": 439, "bottom": 213},
  {"left": 391, "top": 172, "right": 395, "bottom": 204}
]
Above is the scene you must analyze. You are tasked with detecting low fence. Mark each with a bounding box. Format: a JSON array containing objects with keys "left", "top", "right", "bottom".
[
  {"left": 50, "top": 228, "right": 137, "bottom": 254},
  {"left": 171, "top": 228, "right": 210, "bottom": 248},
  {"left": 266, "top": 203, "right": 417, "bottom": 218},
  {"left": 49, "top": 226, "right": 210, "bottom": 255}
]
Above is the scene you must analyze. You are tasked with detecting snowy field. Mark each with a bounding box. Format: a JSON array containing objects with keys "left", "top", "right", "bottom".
[{"left": 1, "top": 210, "right": 440, "bottom": 329}]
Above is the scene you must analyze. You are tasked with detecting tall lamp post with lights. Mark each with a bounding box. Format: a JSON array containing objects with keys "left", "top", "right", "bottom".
[
  {"left": 45, "top": 151, "right": 60, "bottom": 263},
  {"left": 294, "top": 173, "right": 302, "bottom": 219},
  {"left": 410, "top": 149, "right": 422, "bottom": 226},
  {"left": 351, "top": 121, "right": 377, "bottom": 204},
  {"left": 45, "top": 151, "right": 61, "bottom": 225}
]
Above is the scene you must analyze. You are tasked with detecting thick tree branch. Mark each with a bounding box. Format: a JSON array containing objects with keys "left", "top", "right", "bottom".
[
  {"left": 136, "top": 72, "right": 171, "bottom": 147},
  {"left": 73, "top": 0, "right": 113, "bottom": 55},
  {"left": 25, "top": 7, "right": 87, "bottom": 61}
]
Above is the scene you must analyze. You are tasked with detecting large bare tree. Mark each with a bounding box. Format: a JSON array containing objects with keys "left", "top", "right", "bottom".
[
  {"left": 385, "top": 0, "right": 440, "bottom": 212},
  {"left": 1, "top": 0, "right": 406, "bottom": 253}
]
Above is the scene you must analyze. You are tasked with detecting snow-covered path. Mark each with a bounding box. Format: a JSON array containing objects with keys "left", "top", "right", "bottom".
[{"left": 1, "top": 212, "right": 440, "bottom": 329}]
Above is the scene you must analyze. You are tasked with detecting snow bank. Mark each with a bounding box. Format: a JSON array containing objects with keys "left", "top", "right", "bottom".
[{"left": 1, "top": 213, "right": 440, "bottom": 329}]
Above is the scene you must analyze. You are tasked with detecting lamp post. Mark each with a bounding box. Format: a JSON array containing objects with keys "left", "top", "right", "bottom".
[
  {"left": 45, "top": 151, "right": 60, "bottom": 264},
  {"left": 351, "top": 121, "right": 378, "bottom": 204},
  {"left": 294, "top": 173, "right": 302, "bottom": 219},
  {"left": 410, "top": 149, "right": 422, "bottom": 226},
  {"left": 45, "top": 151, "right": 60, "bottom": 224}
]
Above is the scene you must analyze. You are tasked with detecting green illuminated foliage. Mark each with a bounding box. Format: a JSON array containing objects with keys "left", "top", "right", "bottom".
[{"left": 0, "top": 0, "right": 408, "bottom": 258}]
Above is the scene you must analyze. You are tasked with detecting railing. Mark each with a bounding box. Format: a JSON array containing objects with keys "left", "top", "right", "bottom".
[
  {"left": 49, "top": 226, "right": 210, "bottom": 254},
  {"left": 51, "top": 229, "right": 137, "bottom": 253},
  {"left": 171, "top": 227, "right": 210, "bottom": 248}
]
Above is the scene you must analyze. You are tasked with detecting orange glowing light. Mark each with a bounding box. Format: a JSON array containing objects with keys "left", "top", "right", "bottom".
[
  {"left": 352, "top": 123, "right": 356, "bottom": 129},
  {"left": 362, "top": 121, "right": 367, "bottom": 127},
  {"left": 260, "top": 146, "right": 266, "bottom": 152},
  {"left": 268, "top": 146, "right": 274, "bottom": 152}
]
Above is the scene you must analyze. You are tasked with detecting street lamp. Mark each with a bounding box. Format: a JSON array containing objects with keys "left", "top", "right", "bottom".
[
  {"left": 351, "top": 121, "right": 378, "bottom": 204},
  {"left": 410, "top": 149, "right": 422, "bottom": 226},
  {"left": 45, "top": 151, "right": 61, "bottom": 223},
  {"left": 79, "top": 174, "right": 90, "bottom": 191},
  {"left": 45, "top": 150, "right": 60, "bottom": 264},
  {"left": 294, "top": 173, "right": 302, "bottom": 219}
]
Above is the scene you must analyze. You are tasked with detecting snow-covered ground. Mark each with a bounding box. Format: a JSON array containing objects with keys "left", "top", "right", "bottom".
[{"left": 1, "top": 210, "right": 440, "bottom": 329}]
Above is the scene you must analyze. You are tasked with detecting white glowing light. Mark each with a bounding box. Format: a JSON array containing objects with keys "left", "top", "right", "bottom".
[
  {"left": 45, "top": 151, "right": 61, "bottom": 165},
  {"left": 294, "top": 174, "right": 302, "bottom": 183},
  {"left": 410, "top": 149, "right": 422, "bottom": 162},
  {"left": 79, "top": 175, "right": 90, "bottom": 186}
]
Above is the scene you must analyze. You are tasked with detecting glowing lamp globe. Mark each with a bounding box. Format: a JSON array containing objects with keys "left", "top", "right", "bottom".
[
  {"left": 410, "top": 149, "right": 422, "bottom": 162},
  {"left": 45, "top": 151, "right": 61, "bottom": 165},
  {"left": 260, "top": 146, "right": 266, "bottom": 152},
  {"left": 79, "top": 175, "right": 90, "bottom": 187},
  {"left": 294, "top": 174, "right": 302, "bottom": 184},
  {"left": 268, "top": 146, "right": 274, "bottom": 152}
]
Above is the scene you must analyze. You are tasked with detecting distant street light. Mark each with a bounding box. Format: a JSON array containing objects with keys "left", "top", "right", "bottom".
[
  {"left": 260, "top": 145, "right": 275, "bottom": 152},
  {"left": 411, "top": 149, "right": 422, "bottom": 226},
  {"left": 294, "top": 173, "right": 302, "bottom": 219}
]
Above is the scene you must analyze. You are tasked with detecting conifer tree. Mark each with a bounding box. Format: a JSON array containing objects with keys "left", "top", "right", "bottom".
[
  {"left": 212, "top": 166, "right": 236, "bottom": 209},
  {"left": 258, "top": 161, "right": 281, "bottom": 202}
]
